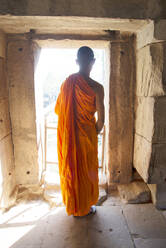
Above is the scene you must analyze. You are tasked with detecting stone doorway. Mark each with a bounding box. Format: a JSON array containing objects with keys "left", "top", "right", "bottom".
[{"left": 0, "top": 16, "right": 165, "bottom": 211}]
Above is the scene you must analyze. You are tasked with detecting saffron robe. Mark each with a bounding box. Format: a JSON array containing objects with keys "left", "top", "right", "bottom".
[{"left": 54, "top": 73, "right": 99, "bottom": 216}]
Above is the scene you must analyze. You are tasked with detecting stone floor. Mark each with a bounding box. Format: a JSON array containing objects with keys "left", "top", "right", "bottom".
[{"left": 0, "top": 191, "right": 166, "bottom": 248}]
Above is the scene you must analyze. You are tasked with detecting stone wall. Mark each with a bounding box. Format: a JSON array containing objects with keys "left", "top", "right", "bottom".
[
  {"left": 134, "top": 41, "right": 166, "bottom": 208},
  {"left": 0, "top": 0, "right": 165, "bottom": 19},
  {"left": 134, "top": 42, "right": 166, "bottom": 184},
  {"left": 0, "top": 31, "right": 16, "bottom": 209},
  {"left": 7, "top": 39, "right": 39, "bottom": 185}
]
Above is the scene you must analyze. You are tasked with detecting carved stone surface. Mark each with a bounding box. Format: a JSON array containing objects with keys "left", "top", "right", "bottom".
[{"left": 136, "top": 42, "right": 166, "bottom": 97}]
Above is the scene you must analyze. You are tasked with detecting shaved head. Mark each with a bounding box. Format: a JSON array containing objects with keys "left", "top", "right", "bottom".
[
  {"left": 77, "top": 46, "right": 94, "bottom": 61},
  {"left": 76, "top": 46, "right": 95, "bottom": 75}
]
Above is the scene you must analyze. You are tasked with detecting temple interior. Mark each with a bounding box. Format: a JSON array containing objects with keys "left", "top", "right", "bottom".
[{"left": 0, "top": 1, "right": 166, "bottom": 247}]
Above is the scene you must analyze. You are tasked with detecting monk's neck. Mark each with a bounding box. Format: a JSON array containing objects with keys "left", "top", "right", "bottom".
[{"left": 78, "top": 70, "right": 90, "bottom": 80}]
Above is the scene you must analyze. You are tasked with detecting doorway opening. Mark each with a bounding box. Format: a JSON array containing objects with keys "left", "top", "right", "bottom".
[{"left": 35, "top": 44, "right": 109, "bottom": 205}]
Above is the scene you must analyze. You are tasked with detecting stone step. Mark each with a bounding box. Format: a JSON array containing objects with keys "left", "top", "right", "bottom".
[
  {"left": 147, "top": 183, "right": 166, "bottom": 210},
  {"left": 117, "top": 181, "right": 151, "bottom": 204}
]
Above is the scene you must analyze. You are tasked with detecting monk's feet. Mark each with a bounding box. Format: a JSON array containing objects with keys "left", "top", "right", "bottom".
[
  {"left": 73, "top": 205, "right": 96, "bottom": 218},
  {"left": 87, "top": 205, "right": 96, "bottom": 216}
]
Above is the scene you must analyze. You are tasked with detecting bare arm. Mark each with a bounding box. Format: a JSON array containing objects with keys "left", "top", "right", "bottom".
[{"left": 95, "top": 85, "right": 105, "bottom": 134}]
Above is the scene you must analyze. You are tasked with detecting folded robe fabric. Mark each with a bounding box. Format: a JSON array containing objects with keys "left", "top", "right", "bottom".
[{"left": 54, "top": 73, "right": 99, "bottom": 216}]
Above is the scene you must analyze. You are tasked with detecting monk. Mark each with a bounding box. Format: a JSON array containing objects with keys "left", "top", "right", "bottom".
[{"left": 54, "top": 46, "right": 105, "bottom": 217}]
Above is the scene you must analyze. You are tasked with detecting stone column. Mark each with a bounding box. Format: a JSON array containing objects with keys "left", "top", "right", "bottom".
[
  {"left": 0, "top": 31, "right": 16, "bottom": 209},
  {"left": 107, "top": 35, "right": 135, "bottom": 185},
  {"left": 7, "top": 38, "right": 39, "bottom": 185}
]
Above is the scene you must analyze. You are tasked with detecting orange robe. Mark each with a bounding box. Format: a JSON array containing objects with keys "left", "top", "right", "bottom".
[{"left": 54, "top": 73, "right": 99, "bottom": 216}]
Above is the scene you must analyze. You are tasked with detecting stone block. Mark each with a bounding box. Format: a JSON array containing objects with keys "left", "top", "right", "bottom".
[
  {"left": 134, "top": 134, "right": 166, "bottom": 184},
  {"left": 0, "top": 57, "right": 8, "bottom": 99},
  {"left": 0, "top": 99, "right": 11, "bottom": 141},
  {"left": 0, "top": 31, "right": 6, "bottom": 58},
  {"left": 135, "top": 96, "right": 166, "bottom": 143},
  {"left": 0, "top": 134, "right": 14, "bottom": 179},
  {"left": 133, "top": 169, "right": 143, "bottom": 181},
  {"left": 13, "top": 136, "right": 39, "bottom": 185},
  {"left": 96, "top": 187, "right": 107, "bottom": 206},
  {"left": 136, "top": 21, "right": 154, "bottom": 50},
  {"left": 136, "top": 42, "right": 166, "bottom": 96},
  {"left": 117, "top": 181, "right": 151, "bottom": 204},
  {"left": 0, "top": 0, "right": 163, "bottom": 19},
  {"left": 9, "top": 85, "right": 37, "bottom": 134},
  {"left": 107, "top": 183, "right": 118, "bottom": 194},
  {"left": 134, "top": 238, "right": 166, "bottom": 248},
  {"left": 7, "top": 40, "right": 36, "bottom": 134},
  {"left": 154, "top": 19, "right": 166, "bottom": 41},
  {"left": 7, "top": 40, "right": 34, "bottom": 89},
  {"left": 147, "top": 183, "right": 166, "bottom": 210},
  {"left": 122, "top": 204, "right": 166, "bottom": 240},
  {"left": 0, "top": 135, "right": 16, "bottom": 208}
]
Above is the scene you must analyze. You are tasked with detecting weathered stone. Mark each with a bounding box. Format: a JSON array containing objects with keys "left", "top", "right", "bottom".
[
  {"left": 0, "top": 135, "right": 16, "bottom": 208},
  {"left": 134, "top": 238, "right": 166, "bottom": 248},
  {"left": 122, "top": 204, "right": 166, "bottom": 240},
  {"left": 0, "top": 99, "right": 11, "bottom": 140},
  {"left": 7, "top": 40, "right": 36, "bottom": 134},
  {"left": 7, "top": 40, "right": 39, "bottom": 185},
  {"left": 136, "top": 42, "right": 166, "bottom": 96},
  {"left": 0, "top": 0, "right": 163, "bottom": 19},
  {"left": 0, "top": 32, "right": 16, "bottom": 210},
  {"left": 0, "top": 58, "right": 8, "bottom": 99},
  {"left": 9, "top": 86, "right": 37, "bottom": 134},
  {"left": 135, "top": 96, "right": 166, "bottom": 143},
  {"left": 134, "top": 45, "right": 166, "bottom": 184},
  {"left": 133, "top": 170, "right": 143, "bottom": 181},
  {"left": 102, "top": 190, "right": 121, "bottom": 206},
  {"left": 96, "top": 187, "right": 107, "bottom": 206},
  {"left": 0, "top": 16, "right": 150, "bottom": 36},
  {"left": 13, "top": 135, "right": 39, "bottom": 185},
  {"left": 108, "top": 40, "right": 134, "bottom": 183},
  {"left": 117, "top": 181, "right": 151, "bottom": 204},
  {"left": 134, "top": 134, "right": 166, "bottom": 183},
  {"left": 154, "top": 19, "right": 166, "bottom": 40},
  {"left": 136, "top": 21, "right": 154, "bottom": 50},
  {"left": 0, "top": 31, "right": 6, "bottom": 58},
  {"left": 147, "top": 183, "right": 166, "bottom": 210},
  {"left": 107, "top": 183, "right": 118, "bottom": 194},
  {"left": 0, "top": 205, "right": 136, "bottom": 248},
  {"left": 0, "top": 135, "right": 14, "bottom": 179}
]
